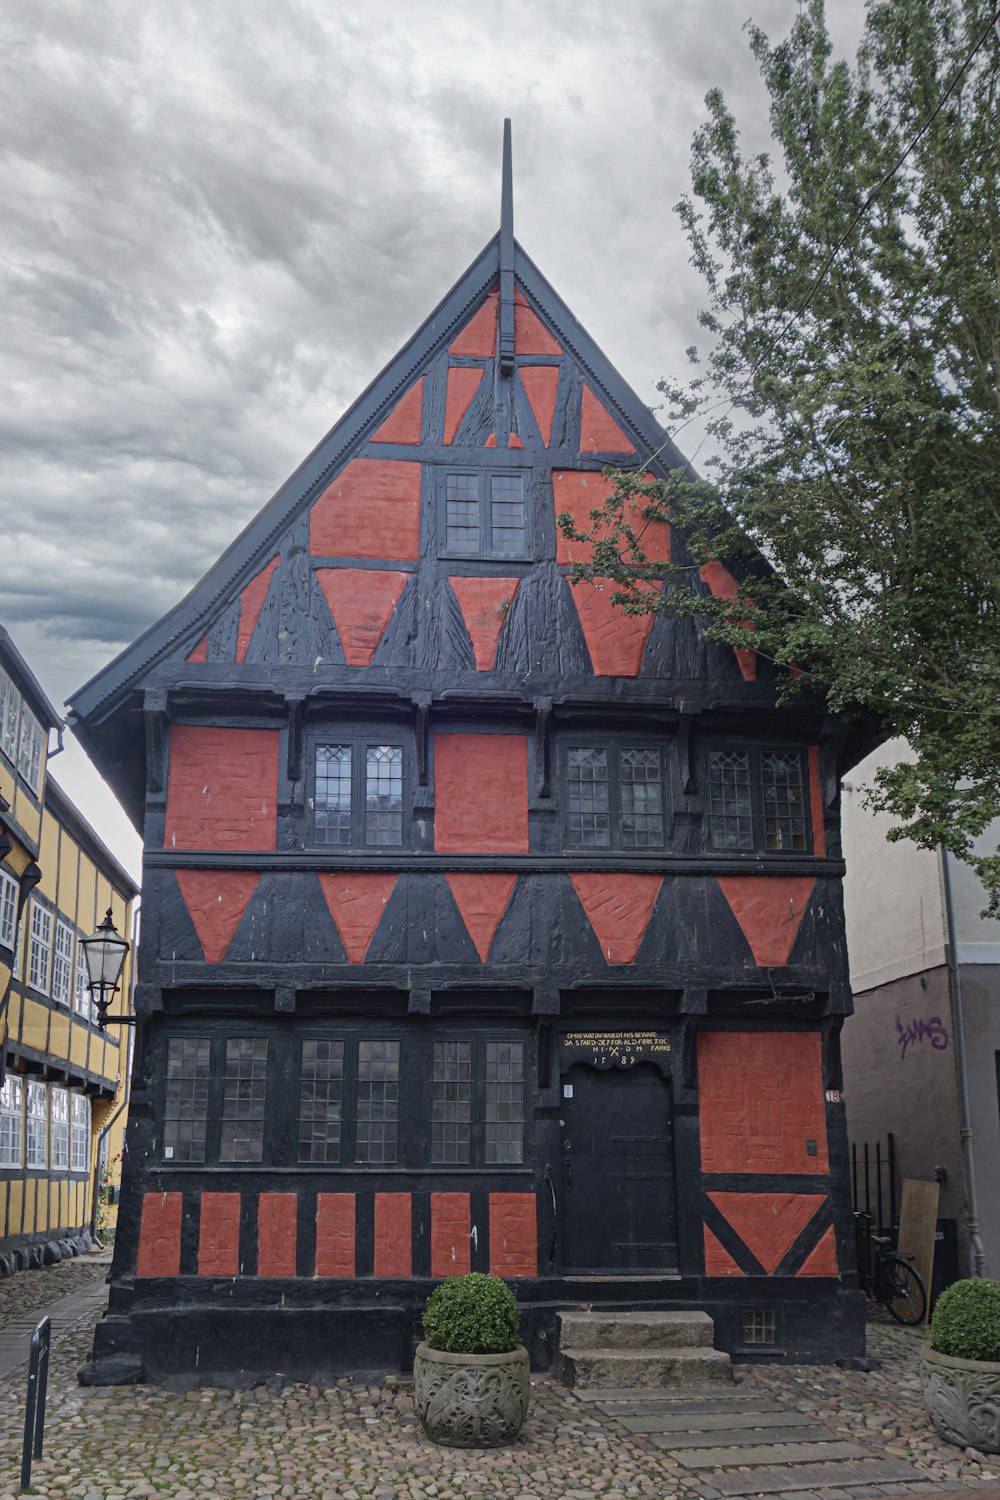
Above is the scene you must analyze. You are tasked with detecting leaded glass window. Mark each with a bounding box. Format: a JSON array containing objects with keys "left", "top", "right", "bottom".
[
  {"left": 163, "top": 1038, "right": 211, "bottom": 1163},
  {"left": 298, "top": 1040, "right": 344, "bottom": 1163},
  {"left": 220, "top": 1039, "right": 268, "bottom": 1163},
  {"left": 315, "top": 745, "right": 352, "bottom": 846},
  {"left": 445, "top": 473, "right": 480, "bottom": 554},
  {"left": 366, "top": 746, "right": 403, "bottom": 846},
  {"left": 314, "top": 741, "right": 405, "bottom": 848},
  {"left": 707, "top": 747, "right": 811, "bottom": 854},
  {"left": 761, "top": 752, "right": 807, "bottom": 851},
  {"left": 620, "top": 748, "right": 664, "bottom": 847},
  {"left": 485, "top": 1041, "right": 525, "bottom": 1164},
  {"left": 431, "top": 1041, "right": 472, "bottom": 1163},
  {"left": 707, "top": 750, "right": 753, "bottom": 850},
  {"left": 355, "top": 1040, "right": 399, "bottom": 1164},
  {"left": 567, "top": 748, "right": 610, "bottom": 847},
  {"left": 440, "top": 470, "right": 529, "bottom": 559},
  {"left": 566, "top": 743, "right": 668, "bottom": 850}
]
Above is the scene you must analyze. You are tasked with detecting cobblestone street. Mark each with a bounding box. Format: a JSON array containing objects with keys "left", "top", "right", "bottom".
[{"left": 2, "top": 1257, "right": 999, "bottom": 1500}]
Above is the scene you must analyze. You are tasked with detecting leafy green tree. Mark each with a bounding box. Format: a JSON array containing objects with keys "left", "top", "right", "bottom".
[{"left": 560, "top": 0, "right": 1000, "bottom": 912}]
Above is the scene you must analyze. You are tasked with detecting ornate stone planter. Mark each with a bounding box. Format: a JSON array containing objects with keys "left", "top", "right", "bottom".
[
  {"left": 412, "top": 1341, "right": 530, "bottom": 1447},
  {"left": 922, "top": 1345, "right": 1000, "bottom": 1452}
]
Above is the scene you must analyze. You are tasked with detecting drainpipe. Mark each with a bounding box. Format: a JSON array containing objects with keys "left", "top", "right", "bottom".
[{"left": 939, "top": 845, "right": 987, "bottom": 1277}]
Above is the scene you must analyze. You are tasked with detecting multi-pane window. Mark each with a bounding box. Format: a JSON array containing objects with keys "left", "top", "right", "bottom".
[
  {"left": 432, "top": 1042, "right": 473, "bottom": 1163},
  {"left": 0, "top": 866, "right": 16, "bottom": 950},
  {"left": 0, "top": 1077, "right": 22, "bottom": 1168},
  {"left": 51, "top": 920, "right": 74, "bottom": 1006},
  {"left": 0, "top": 666, "right": 45, "bottom": 791},
  {"left": 431, "top": 1039, "right": 525, "bottom": 1166},
  {"left": 440, "top": 470, "right": 529, "bottom": 559},
  {"left": 707, "top": 748, "right": 809, "bottom": 853},
  {"left": 566, "top": 744, "right": 667, "bottom": 849},
  {"left": 25, "top": 1081, "right": 47, "bottom": 1168},
  {"left": 0, "top": 667, "right": 16, "bottom": 763},
  {"left": 28, "top": 902, "right": 53, "bottom": 994},
  {"left": 74, "top": 945, "right": 93, "bottom": 1019},
  {"left": 50, "top": 1087, "right": 70, "bottom": 1170},
  {"left": 71, "top": 1094, "right": 90, "bottom": 1173},
  {"left": 355, "top": 1040, "right": 400, "bottom": 1164},
  {"left": 17, "top": 708, "right": 44, "bottom": 792},
  {"left": 485, "top": 1041, "right": 525, "bottom": 1164},
  {"left": 220, "top": 1039, "right": 269, "bottom": 1163},
  {"left": 164, "top": 1038, "right": 212, "bottom": 1163},
  {"left": 313, "top": 741, "right": 405, "bottom": 848},
  {"left": 298, "top": 1040, "right": 345, "bottom": 1163}
]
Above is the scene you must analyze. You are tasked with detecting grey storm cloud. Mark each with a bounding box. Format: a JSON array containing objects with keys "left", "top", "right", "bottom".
[{"left": 0, "top": 0, "right": 864, "bottom": 866}]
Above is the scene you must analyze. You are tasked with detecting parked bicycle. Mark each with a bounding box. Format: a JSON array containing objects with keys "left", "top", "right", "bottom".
[{"left": 854, "top": 1210, "right": 927, "bottom": 1325}]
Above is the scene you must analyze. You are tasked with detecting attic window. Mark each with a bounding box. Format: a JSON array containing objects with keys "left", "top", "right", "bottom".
[{"left": 439, "top": 470, "right": 529, "bottom": 559}]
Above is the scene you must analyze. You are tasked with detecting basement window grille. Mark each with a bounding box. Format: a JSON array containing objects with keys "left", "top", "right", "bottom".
[{"left": 741, "top": 1308, "right": 777, "bottom": 1345}]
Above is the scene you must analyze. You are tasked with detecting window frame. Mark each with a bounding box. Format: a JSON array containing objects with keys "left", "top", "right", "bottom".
[
  {"left": 50, "top": 1086, "right": 70, "bottom": 1171},
  {"left": 51, "top": 919, "right": 74, "bottom": 1007},
  {"left": 0, "top": 866, "right": 16, "bottom": 951},
  {"left": 436, "top": 467, "right": 532, "bottom": 561},
  {"left": 71, "top": 1094, "right": 90, "bottom": 1174},
  {"left": 705, "top": 744, "right": 812, "bottom": 855},
  {"left": 309, "top": 734, "right": 410, "bottom": 851},
  {"left": 162, "top": 1034, "right": 274, "bottom": 1167},
  {"left": 0, "top": 1076, "right": 23, "bottom": 1168},
  {"left": 561, "top": 737, "right": 672, "bottom": 852},
  {"left": 430, "top": 1034, "right": 527, "bottom": 1169},
  {"left": 28, "top": 901, "right": 53, "bottom": 995},
  {"left": 0, "top": 665, "right": 44, "bottom": 794},
  {"left": 25, "top": 1080, "right": 47, "bottom": 1170}
]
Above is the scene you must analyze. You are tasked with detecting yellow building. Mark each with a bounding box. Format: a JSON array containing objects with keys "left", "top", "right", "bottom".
[{"left": 0, "top": 627, "right": 138, "bottom": 1271}]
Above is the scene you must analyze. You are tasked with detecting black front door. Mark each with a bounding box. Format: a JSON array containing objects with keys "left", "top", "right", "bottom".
[{"left": 561, "top": 1062, "right": 677, "bottom": 1273}]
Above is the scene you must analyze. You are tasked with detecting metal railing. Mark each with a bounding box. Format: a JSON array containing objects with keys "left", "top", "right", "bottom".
[{"left": 21, "top": 1315, "right": 51, "bottom": 1491}]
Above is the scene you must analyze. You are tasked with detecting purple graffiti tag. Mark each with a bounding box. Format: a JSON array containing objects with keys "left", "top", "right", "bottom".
[{"left": 896, "top": 1014, "right": 949, "bottom": 1061}]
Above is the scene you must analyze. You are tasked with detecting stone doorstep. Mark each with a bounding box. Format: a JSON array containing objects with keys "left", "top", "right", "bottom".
[
  {"left": 618, "top": 1408, "right": 818, "bottom": 1432},
  {"left": 558, "top": 1309, "right": 715, "bottom": 1351},
  {"left": 689, "top": 1459, "right": 925, "bottom": 1496},
  {"left": 557, "top": 1346, "right": 734, "bottom": 1390}
]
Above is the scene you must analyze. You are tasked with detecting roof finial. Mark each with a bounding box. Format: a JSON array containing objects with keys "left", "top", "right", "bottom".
[{"left": 499, "top": 119, "right": 515, "bottom": 376}]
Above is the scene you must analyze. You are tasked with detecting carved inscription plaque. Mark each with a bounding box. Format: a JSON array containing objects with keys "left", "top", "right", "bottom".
[{"left": 561, "top": 1030, "right": 672, "bottom": 1071}]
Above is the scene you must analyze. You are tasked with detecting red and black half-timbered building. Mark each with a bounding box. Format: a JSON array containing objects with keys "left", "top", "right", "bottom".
[{"left": 70, "top": 138, "right": 874, "bottom": 1384}]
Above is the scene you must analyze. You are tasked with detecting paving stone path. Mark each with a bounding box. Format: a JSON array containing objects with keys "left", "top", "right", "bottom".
[{"left": 0, "top": 1260, "right": 998, "bottom": 1499}]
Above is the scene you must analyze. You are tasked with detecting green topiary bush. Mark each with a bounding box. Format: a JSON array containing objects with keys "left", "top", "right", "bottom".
[
  {"left": 422, "top": 1273, "right": 521, "bottom": 1354},
  {"left": 930, "top": 1278, "right": 1000, "bottom": 1362}
]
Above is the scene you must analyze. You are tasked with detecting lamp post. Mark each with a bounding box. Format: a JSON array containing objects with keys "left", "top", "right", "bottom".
[{"left": 80, "top": 909, "right": 131, "bottom": 1030}]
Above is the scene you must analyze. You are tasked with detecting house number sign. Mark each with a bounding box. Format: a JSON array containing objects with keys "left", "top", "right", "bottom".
[{"left": 561, "top": 1030, "right": 672, "bottom": 1070}]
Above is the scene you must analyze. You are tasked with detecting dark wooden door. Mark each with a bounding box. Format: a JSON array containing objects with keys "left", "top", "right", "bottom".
[{"left": 561, "top": 1062, "right": 677, "bottom": 1273}]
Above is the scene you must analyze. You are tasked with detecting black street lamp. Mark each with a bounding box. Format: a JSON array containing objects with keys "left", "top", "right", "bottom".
[{"left": 80, "top": 908, "right": 131, "bottom": 1030}]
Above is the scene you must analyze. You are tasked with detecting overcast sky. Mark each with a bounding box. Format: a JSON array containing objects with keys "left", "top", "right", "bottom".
[{"left": 0, "top": 0, "right": 866, "bottom": 879}]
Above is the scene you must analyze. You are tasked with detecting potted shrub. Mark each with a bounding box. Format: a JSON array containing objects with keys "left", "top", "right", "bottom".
[
  {"left": 922, "top": 1277, "right": 1000, "bottom": 1452},
  {"left": 412, "top": 1272, "right": 530, "bottom": 1447}
]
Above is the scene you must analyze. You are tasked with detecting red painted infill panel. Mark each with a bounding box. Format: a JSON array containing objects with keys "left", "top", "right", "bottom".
[
  {"left": 580, "top": 384, "right": 635, "bottom": 453},
  {"left": 309, "top": 459, "right": 421, "bottom": 560},
  {"left": 568, "top": 578, "right": 659, "bottom": 677},
  {"left": 484, "top": 432, "right": 497, "bottom": 448},
  {"left": 797, "top": 1224, "right": 839, "bottom": 1276},
  {"left": 316, "top": 1194, "right": 356, "bottom": 1277},
  {"left": 445, "top": 874, "right": 517, "bottom": 962},
  {"left": 374, "top": 1193, "right": 412, "bottom": 1278},
  {"left": 697, "top": 1030, "right": 829, "bottom": 1174},
  {"left": 447, "top": 576, "right": 519, "bottom": 670},
  {"left": 371, "top": 378, "right": 424, "bottom": 444},
  {"left": 569, "top": 873, "right": 662, "bottom": 965},
  {"left": 699, "top": 560, "right": 756, "bottom": 681},
  {"left": 444, "top": 367, "right": 485, "bottom": 445},
  {"left": 449, "top": 292, "right": 498, "bottom": 357},
  {"left": 235, "top": 555, "right": 280, "bottom": 663},
  {"left": 707, "top": 1192, "right": 823, "bottom": 1276},
  {"left": 431, "top": 1192, "right": 472, "bottom": 1277},
  {"left": 186, "top": 636, "right": 209, "bottom": 663},
  {"left": 315, "top": 568, "right": 410, "bottom": 667},
  {"left": 508, "top": 432, "right": 524, "bottom": 448},
  {"left": 519, "top": 367, "right": 560, "bottom": 447},
  {"left": 164, "top": 725, "right": 279, "bottom": 852},
  {"left": 703, "top": 1224, "right": 744, "bottom": 1278},
  {"left": 317, "top": 873, "right": 397, "bottom": 964},
  {"left": 489, "top": 1192, "right": 537, "bottom": 1277},
  {"left": 716, "top": 876, "right": 816, "bottom": 968},
  {"left": 513, "top": 287, "right": 562, "bottom": 356},
  {"left": 175, "top": 870, "right": 261, "bottom": 965},
  {"left": 198, "top": 1192, "right": 241, "bottom": 1277},
  {"left": 553, "top": 470, "right": 670, "bottom": 566},
  {"left": 136, "top": 1191, "right": 182, "bottom": 1278},
  {"left": 808, "top": 746, "right": 826, "bottom": 858},
  {"left": 434, "top": 734, "right": 529, "bottom": 853},
  {"left": 257, "top": 1193, "right": 297, "bottom": 1278}
]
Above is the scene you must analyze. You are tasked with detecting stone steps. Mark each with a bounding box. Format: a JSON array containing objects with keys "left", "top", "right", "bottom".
[{"left": 554, "top": 1308, "right": 733, "bottom": 1390}]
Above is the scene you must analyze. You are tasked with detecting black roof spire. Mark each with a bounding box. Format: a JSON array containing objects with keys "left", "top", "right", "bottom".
[{"left": 499, "top": 118, "right": 515, "bottom": 375}]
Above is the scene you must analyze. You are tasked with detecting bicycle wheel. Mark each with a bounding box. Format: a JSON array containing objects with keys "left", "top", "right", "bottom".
[{"left": 877, "top": 1256, "right": 927, "bottom": 1325}]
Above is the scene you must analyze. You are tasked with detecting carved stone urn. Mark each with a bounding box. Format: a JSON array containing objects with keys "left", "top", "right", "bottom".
[
  {"left": 412, "top": 1342, "right": 531, "bottom": 1448},
  {"left": 922, "top": 1345, "right": 1000, "bottom": 1453}
]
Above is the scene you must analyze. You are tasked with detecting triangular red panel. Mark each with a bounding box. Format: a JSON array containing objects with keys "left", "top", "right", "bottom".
[
  {"left": 704, "top": 1225, "right": 744, "bottom": 1277},
  {"left": 447, "top": 577, "right": 519, "bottom": 670},
  {"left": 569, "top": 578, "right": 659, "bottom": 676},
  {"left": 580, "top": 385, "right": 634, "bottom": 453},
  {"left": 700, "top": 560, "right": 756, "bottom": 681},
  {"left": 554, "top": 470, "right": 670, "bottom": 566},
  {"left": 371, "top": 378, "right": 423, "bottom": 444},
  {"left": 445, "top": 874, "right": 517, "bottom": 962},
  {"left": 519, "top": 367, "right": 559, "bottom": 446},
  {"left": 484, "top": 433, "right": 497, "bottom": 448},
  {"left": 315, "top": 569, "right": 409, "bottom": 667},
  {"left": 449, "top": 292, "right": 498, "bottom": 356},
  {"left": 570, "top": 874, "right": 661, "bottom": 965},
  {"left": 797, "top": 1225, "right": 839, "bottom": 1277},
  {"left": 708, "top": 1192, "right": 823, "bottom": 1275},
  {"left": 716, "top": 876, "right": 816, "bottom": 967},
  {"left": 176, "top": 871, "right": 260, "bottom": 965},
  {"left": 444, "top": 367, "right": 485, "bottom": 444},
  {"left": 236, "top": 556, "right": 280, "bottom": 664},
  {"left": 187, "top": 636, "right": 208, "bottom": 663},
  {"left": 513, "top": 287, "right": 561, "bottom": 355},
  {"left": 317, "top": 873, "right": 398, "bottom": 964},
  {"left": 508, "top": 432, "right": 524, "bottom": 448}
]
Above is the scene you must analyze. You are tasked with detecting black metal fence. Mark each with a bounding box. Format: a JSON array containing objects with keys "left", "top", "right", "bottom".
[{"left": 851, "top": 1133, "right": 897, "bottom": 1237}]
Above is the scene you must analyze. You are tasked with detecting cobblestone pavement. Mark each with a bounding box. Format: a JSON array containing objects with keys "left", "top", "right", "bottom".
[{"left": 0, "top": 1264, "right": 998, "bottom": 1500}]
